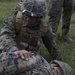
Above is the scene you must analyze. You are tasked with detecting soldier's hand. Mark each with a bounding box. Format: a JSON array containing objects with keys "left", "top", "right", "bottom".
[{"left": 14, "top": 50, "right": 31, "bottom": 60}]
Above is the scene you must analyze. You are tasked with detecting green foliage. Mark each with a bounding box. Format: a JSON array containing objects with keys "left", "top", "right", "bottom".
[{"left": 0, "top": 1, "right": 75, "bottom": 75}]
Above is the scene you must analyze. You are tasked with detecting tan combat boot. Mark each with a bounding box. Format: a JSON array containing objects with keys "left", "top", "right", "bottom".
[
  {"left": 61, "top": 35, "right": 73, "bottom": 43},
  {"left": 61, "top": 29, "right": 73, "bottom": 43}
]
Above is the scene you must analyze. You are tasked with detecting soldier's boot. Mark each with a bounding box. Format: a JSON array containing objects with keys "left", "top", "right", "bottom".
[
  {"left": 61, "top": 35, "right": 73, "bottom": 43},
  {"left": 61, "top": 29, "right": 73, "bottom": 42}
]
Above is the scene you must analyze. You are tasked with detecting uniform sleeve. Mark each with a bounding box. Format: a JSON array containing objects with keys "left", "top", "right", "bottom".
[
  {"left": 0, "top": 15, "right": 18, "bottom": 52},
  {"left": 42, "top": 24, "right": 61, "bottom": 60},
  {"left": 0, "top": 52, "right": 51, "bottom": 75}
]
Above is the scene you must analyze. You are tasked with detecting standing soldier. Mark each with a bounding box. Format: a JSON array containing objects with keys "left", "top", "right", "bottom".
[{"left": 48, "top": 0, "right": 73, "bottom": 42}]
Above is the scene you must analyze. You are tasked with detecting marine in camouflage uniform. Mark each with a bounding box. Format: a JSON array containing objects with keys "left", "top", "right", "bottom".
[
  {"left": 0, "top": 52, "right": 72, "bottom": 75},
  {"left": 48, "top": 0, "right": 73, "bottom": 42},
  {"left": 0, "top": 0, "right": 61, "bottom": 60},
  {"left": 0, "top": 0, "right": 62, "bottom": 74},
  {"left": 0, "top": 52, "right": 51, "bottom": 75}
]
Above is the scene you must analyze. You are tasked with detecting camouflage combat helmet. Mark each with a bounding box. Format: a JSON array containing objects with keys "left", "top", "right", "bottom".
[
  {"left": 50, "top": 60, "right": 72, "bottom": 75},
  {"left": 21, "top": 0, "right": 47, "bottom": 18}
]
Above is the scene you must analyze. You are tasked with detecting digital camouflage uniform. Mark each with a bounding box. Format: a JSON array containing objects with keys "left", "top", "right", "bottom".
[
  {"left": 0, "top": 52, "right": 51, "bottom": 75},
  {"left": 0, "top": 0, "right": 61, "bottom": 60},
  {"left": 0, "top": 0, "right": 61, "bottom": 74},
  {"left": 0, "top": 52, "right": 72, "bottom": 75},
  {"left": 48, "top": 0, "right": 73, "bottom": 42}
]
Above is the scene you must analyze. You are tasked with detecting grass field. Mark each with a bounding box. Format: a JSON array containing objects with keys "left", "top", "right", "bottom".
[
  {"left": 0, "top": 1, "right": 75, "bottom": 75},
  {"left": 0, "top": 1, "right": 18, "bottom": 28}
]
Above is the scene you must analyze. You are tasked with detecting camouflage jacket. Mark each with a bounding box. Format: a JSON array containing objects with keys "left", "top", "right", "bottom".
[
  {"left": 0, "top": 14, "right": 60, "bottom": 60},
  {"left": 0, "top": 52, "right": 51, "bottom": 75},
  {"left": 0, "top": 52, "right": 72, "bottom": 75}
]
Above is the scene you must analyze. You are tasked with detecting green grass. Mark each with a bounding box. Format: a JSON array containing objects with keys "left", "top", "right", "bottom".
[
  {"left": 0, "top": 1, "right": 75, "bottom": 75},
  {"left": 0, "top": 1, "right": 18, "bottom": 28}
]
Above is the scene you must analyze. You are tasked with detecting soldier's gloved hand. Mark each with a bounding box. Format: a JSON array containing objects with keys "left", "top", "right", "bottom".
[{"left": 13, "top": 50, "right": 31, "bottom": 60}]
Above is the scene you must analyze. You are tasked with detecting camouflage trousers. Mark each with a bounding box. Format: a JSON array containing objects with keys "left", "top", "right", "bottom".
[
  {"left": 0, "top": 52, "right": 51, "bottom": 75},
  {"left": 48, "top": 0, "right": 73, "bottom": 34}
]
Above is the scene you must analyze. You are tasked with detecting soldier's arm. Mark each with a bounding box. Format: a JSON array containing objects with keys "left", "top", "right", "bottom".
[
  {"left": 0, "top": 15, "right": 18, "bottom": 52},
  {"left": 42, "top": 24, "right": 61, "bottom": 60}
]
